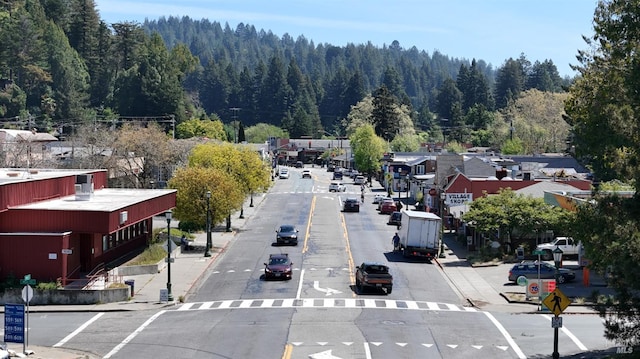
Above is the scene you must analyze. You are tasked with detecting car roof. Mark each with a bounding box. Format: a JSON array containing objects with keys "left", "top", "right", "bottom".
[
  {"left": 346, "top": 197, "right": 359, "bottom": 201},
  {"left": 269, "top": 253, "right": 289, "bottom": 259}
]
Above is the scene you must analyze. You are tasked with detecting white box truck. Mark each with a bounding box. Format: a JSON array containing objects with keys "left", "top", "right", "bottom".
[{"left": 397, "top": 210, "right": 441, "bottom": 259}]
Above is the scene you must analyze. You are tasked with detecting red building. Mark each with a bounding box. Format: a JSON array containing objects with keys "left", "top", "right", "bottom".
[{"left": 0, "top": 168, "right": 175, "bottom": 284}]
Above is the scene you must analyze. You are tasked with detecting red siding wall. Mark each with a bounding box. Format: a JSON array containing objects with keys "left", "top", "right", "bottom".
[{"left": 0, "top": 233, "right": 69, "bottom": 282}]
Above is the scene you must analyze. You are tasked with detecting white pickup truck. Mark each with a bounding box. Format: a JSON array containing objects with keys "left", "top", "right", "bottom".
[{"left": 535, "top": 237, "right": 581, "bottom": 260}]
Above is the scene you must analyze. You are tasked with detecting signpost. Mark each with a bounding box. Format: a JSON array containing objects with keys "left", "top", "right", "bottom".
[
  {"left": 542, "top": 287, "right": 571, "bottom": 359},
  {"left": 18, "top": 274, "right": 36, "bottom": 352}
]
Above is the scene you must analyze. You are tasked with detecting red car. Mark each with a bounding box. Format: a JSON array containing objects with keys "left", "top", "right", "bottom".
[
  {"left": 379, "top": 200, "right": 397, "bottom": 214},
  {"left": 264, "top": 253, "right": 293, "bottom": 280}
]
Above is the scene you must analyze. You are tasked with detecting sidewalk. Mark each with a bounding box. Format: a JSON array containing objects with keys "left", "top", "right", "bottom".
[
  {"left": 3, "top": 193, "right": 268, "bottom": 358},
  {"left": 436, "top": 231, "right": 613, "bottom": 314}
]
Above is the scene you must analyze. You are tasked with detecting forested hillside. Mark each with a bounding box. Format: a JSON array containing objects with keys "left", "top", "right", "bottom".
[{"left": 0, "top": 1, "right": 571, "bottom": 150}]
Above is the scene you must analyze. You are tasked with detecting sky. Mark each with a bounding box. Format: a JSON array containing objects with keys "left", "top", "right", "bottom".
[{"left": 94, "top": 0, "right": 599, "bottom": 78}]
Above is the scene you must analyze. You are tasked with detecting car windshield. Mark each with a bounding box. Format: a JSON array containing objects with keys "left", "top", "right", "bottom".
[
  {"left": 279, "top": 225, "right": 295, "bottom": 232},
  {"left": 269, "top": 257, "right": 289, "bottom": 265}
]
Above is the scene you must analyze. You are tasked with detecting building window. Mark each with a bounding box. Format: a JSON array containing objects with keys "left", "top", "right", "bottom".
[
  {"left": 102, "top": 235, "right": 108, "bottom": 251},
  {"left": 416, "top": 165, "right": 426, "bottom": 175}
]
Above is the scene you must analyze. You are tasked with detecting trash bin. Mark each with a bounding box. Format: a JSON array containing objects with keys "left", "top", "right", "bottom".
[
  {"left": 516, "top": 246, "right": 525, "bottom": 260},
  {"left": 124, "top": 280, "right": 135, "bottom": 297}
]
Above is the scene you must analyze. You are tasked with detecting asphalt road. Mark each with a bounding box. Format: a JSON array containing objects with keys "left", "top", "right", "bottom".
[{"left": 1, "top": 166, "right": 621, "bottom": 358}]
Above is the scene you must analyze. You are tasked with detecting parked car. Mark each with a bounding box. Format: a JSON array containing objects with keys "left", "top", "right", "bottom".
[
  {"left": 302, "top": 170, "right": 311, "bottom": 179},
  {"left": 508, "top": 261, "right": 576, "bottom": 283},
  {"left": 350, "top": 170, "right": 360, "bottom": 179},
  {"left": 387, "top": 211, "right": 402, "bottom": 226},
  {"left": 379, "top": 200, "right": 398, "bottom": 214},
  {"left": 275, "top": 224, "right": 299, "bottom": 245},
  {"left": 354, "top": 176, "right": 366, "bottom": 185},
  {"left": 264, "top": 253, "right": 293, "bottom": 280},
  {"left": 329, "top": 182, "right": 346, "bottom": 192},
  {"left": 343, "top": 198, "right": 360, "bottom": 212},
  {"left": 373, "top": 195, "right": 390, "bottom": 204}
]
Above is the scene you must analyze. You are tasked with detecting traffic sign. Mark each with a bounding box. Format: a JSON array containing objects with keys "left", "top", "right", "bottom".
[
  {"left": 532, "top": 250, "right": 545, "bottom": 256},
  {"left": 551, "top": 316, "right": 563, "bottom": 328},
  {"left": 19, "top": 274, "right": 36, "bottom": 286},
  {"left": 542, "top": 288, "right": 571, "bottom": 316},
  {"left": 21, "top": 285, "right": 34, "bottom": 304}
]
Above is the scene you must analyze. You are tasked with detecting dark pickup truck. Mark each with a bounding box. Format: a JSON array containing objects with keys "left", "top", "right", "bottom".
[{"left": 355, "top": 262, "right": 393, "bottom": 294}]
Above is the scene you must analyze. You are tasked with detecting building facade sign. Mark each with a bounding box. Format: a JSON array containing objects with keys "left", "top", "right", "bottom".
[{"left": 446, "top": 193, "right": 473, "bottom": 205}]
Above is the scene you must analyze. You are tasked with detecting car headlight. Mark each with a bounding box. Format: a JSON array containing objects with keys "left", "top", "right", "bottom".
[
  {"left": 291, "top": 235, "right": 297, "bottom": 238},
  {"left": 265, "top": 268, "right": 273, "bottom": 273}
]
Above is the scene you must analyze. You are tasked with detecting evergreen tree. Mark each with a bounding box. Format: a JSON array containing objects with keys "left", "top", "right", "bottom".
[{"left": 371, "top": 85, "right": 400, "bottom": 141}]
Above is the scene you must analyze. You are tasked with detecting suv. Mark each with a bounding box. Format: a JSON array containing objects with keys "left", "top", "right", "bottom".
[
  {"left": 343, "top": 198, "right": 360, "bottom": 212},
  {"left": 302, "top": 170, "right": 311, "bottom": 179},
  {"left": 329, "top": 182, "right": 346, "bottom": 192},
  {"left": 278, "top": 168, "right": 289, "bottom": 179},
  {"left": 264, "top": 253, "right": 293, "bottom": 280},
  {"left": 333, "top": 171, "right": 343, "bottom": 180},
  {"left": 275, "top": 224, "right": 299, "bottom": 245},
  {"left": 354, "top": 176, "right": 366, "bottom": 185},
  {"left": 295, "top": 161, "right": 304, "bottom": 168}
]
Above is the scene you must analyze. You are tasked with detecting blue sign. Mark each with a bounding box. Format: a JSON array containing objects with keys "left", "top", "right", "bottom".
[{"left": 4, "top": 303, "right": 25, "bottom": 343}]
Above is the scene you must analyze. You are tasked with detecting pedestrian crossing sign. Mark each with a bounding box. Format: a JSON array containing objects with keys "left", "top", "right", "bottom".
[{"left": 542, "top": 288, "right": 570, "bottom": 316}]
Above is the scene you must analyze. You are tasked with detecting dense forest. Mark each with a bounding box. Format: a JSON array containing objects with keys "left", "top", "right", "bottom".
[{"left": 0, "top": 0, "right": 572, "bottom": 151}]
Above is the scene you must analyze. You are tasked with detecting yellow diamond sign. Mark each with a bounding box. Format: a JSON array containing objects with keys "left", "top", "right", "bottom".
[{"left": 542, "top": 288, "right": 571, "bottom": 316}]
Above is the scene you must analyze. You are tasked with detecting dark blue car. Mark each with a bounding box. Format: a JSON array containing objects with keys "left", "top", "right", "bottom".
[{"left": 508, "top": 261, "right": 576, "bottom": 284}]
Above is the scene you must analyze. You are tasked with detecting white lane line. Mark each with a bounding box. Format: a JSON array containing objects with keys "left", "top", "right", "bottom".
[
  {"left": 103, "top": 310, "right": 166, "bottom": 358},
  {"left": 53, "top": 312, "right": 104, "bottom": 347},
  {"left": 484, "top": 312, "right": 526, "bottom": 359},
  {"left": 541, "top": 314, "right": 588, "bottom": 351},
  {"left": 296, "top": 269, "right": 305, "bottom": 299},
  {"left": 364, "top": 342, "right": 372, "bottom": 359}
]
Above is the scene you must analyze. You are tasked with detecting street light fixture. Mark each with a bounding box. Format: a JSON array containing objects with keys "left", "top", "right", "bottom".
[
  {"left": 205, "top": 191, "right": 212, "bottom": 257},
  {"left": 552, "top": 245, "right": 563, "bottom": 359},
  {"left": 165, "top": 210, "right": 174, "bottom": 302},
  {"left": 439, "top": 191, "right": 446, "bottom": 258}
]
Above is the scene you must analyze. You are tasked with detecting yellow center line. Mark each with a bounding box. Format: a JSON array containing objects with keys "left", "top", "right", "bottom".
[
  {"left": 340, "top": 208, "right": 356, "bottom": 297},
  {"left": 302, "top": 195, "right": 316, "bottom": 254},
  {"left": 281, "top": 343, "right": 293, "bottom": 359}
]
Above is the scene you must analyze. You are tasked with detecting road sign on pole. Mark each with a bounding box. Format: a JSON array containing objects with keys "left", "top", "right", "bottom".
[{"left": 542, "top": 288, "right": 571, "bottom": 316}]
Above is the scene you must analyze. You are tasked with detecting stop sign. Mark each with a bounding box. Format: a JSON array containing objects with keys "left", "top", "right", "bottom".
[{"left": 22, "top": 285, "right": 34, "bottom": 303}]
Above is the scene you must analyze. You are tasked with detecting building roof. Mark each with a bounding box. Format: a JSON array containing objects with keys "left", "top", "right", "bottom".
[
  {"left": 0, "top": 168, "right": 97, "bottom": 185},
  {"left": 15, "top": 188, "right": 176, "bottom": 212}
]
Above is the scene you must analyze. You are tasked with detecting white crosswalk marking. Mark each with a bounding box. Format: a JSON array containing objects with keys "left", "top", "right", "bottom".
[{"left": 175, "top": 298, "right": 476, "bottom": 312}]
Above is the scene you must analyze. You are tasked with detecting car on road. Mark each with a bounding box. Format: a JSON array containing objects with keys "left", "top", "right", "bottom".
[
  {"left": 295, "top": 161, "right": 304, "bottom": 168},
  {"left": 329, "top": 182, "right": 346, "bottom": 192},
  {"left": 354, "top": 176, "right": 366, "bottom": 185},
  {"left": 278, "top": 168, "right": 289, "bottom": 179},
  {"left": 343, "top": 198, "right": 360, "bottom": 212},
  {"left": 264, "top": 253, "right": 293, "bottom": 280},
  {"left": 508, "top": 261, "right": 576, "bottom": 283},
  {"left": 373, "top": 194, "right": 389, "bottom": 204},
  {"left": 387, "top": 211, "right": 402, "bottom": 226},
  {"left": 302, "top": 170, "right": 311, "bottom": 179},
  {"left": 332, "top": 171, "right": 343, "bottom": 180},
  {"left": 379, "top": 199, "right": 397, "bottom": 214},
  {"left": 275, "top": 224, "right": 299, "bottom": 245}
]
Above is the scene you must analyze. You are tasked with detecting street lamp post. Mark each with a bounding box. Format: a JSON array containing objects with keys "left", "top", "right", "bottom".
[
  {"left": 205, "top": 191, "right": 212, "bottom": 257},
  {"left": 439, "top": 191, "right": 446, "bottom": 258},
  {"left": 165, "top": 210, "right": 174, "bottom": 302},
  {"left": 552, "top": 245, "right": 564, "bottom": 359}
]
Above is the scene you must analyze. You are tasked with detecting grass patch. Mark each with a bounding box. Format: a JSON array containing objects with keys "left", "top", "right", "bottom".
[{"left": 127, "top": 244, "right": 167, "bottom": 265}]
